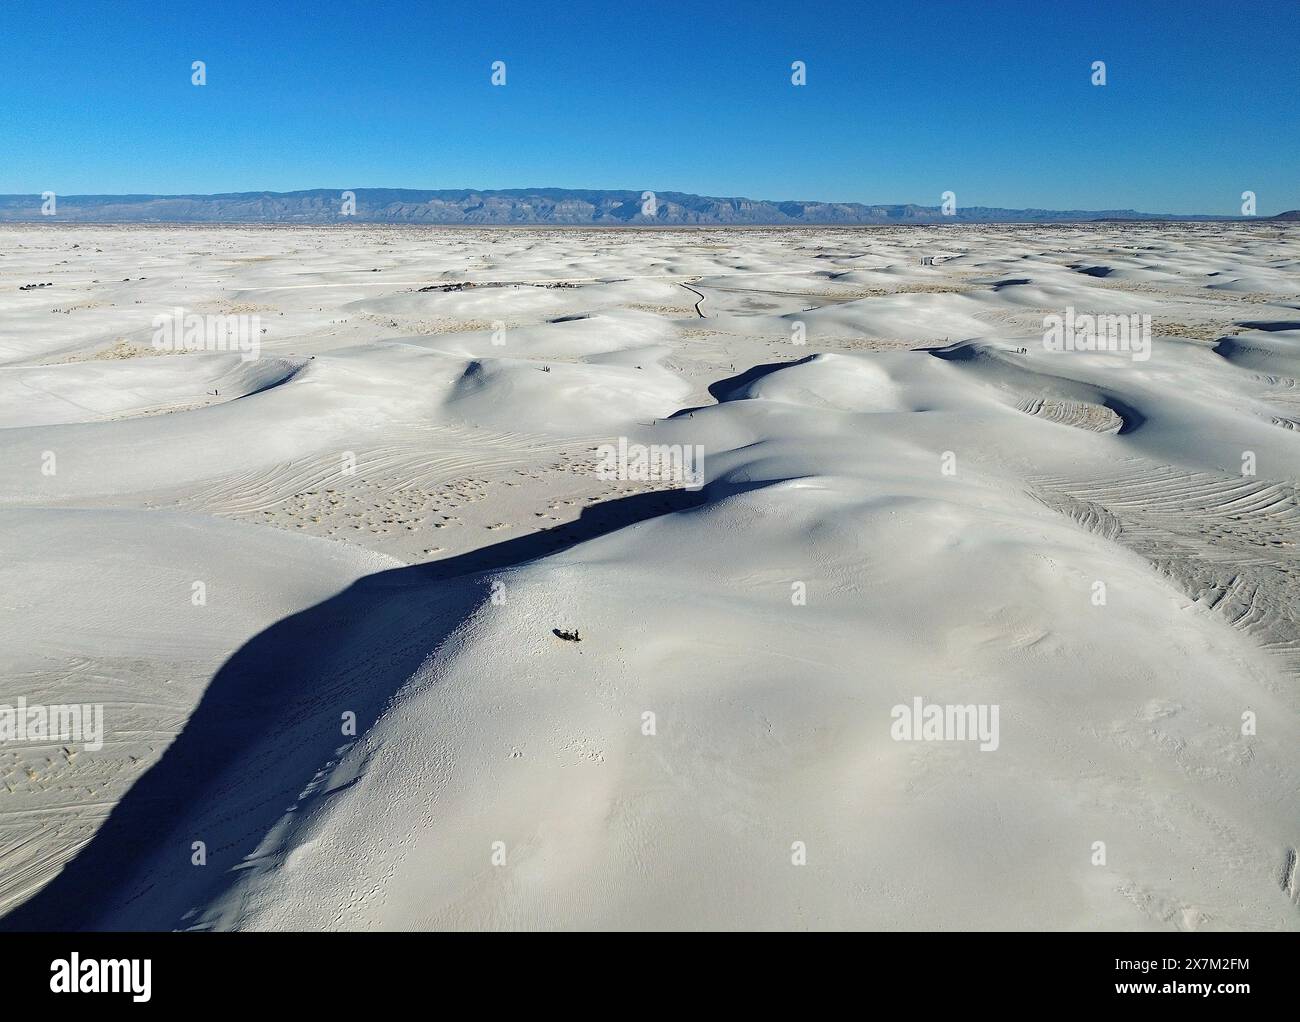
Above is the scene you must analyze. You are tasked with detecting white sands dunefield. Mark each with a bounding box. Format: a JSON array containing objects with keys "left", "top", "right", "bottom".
[{"left": 0, "top": 222, "right": 1297, "bottom": 931}]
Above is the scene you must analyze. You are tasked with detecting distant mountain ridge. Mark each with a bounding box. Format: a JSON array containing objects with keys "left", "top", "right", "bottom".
[{"left": 0, "top": 188, "right": 1272, "bottom": 225}]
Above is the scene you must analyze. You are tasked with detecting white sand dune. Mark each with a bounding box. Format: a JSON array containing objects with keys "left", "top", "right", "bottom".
[
  {"left": 0, "top": 222, "right": 1297, "bottom": 931},
  {"left": 0, "top": 355, "right": 304, "bottom": 428}
]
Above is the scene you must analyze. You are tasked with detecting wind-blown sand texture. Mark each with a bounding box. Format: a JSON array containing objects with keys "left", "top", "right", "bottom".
[{"left": 1, "top": 222, "right": 1297, "bottom": 930}]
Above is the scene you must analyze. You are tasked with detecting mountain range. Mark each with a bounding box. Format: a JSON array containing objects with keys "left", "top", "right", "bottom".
[{"left": 1, "top": 188, "right": 1294, "bottom": 225}]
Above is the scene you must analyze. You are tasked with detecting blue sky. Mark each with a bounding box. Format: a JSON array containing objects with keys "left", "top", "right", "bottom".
[{"left": 2, "top": 0, "right": 1297, "bottom": 213}]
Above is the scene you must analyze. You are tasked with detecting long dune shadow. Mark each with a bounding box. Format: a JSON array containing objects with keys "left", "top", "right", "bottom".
[
  {"left": 706, "top": 356, "right": 816, "bottom": 403},
  {"left": 661, "top": 357, "right": 815, "bottom": 420},
  {"left": 1234, "top": 321, "right": 1300, "bottom": 332},
  {"left": 0, "top": 487, "right": 706, "bottom": 931}
]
